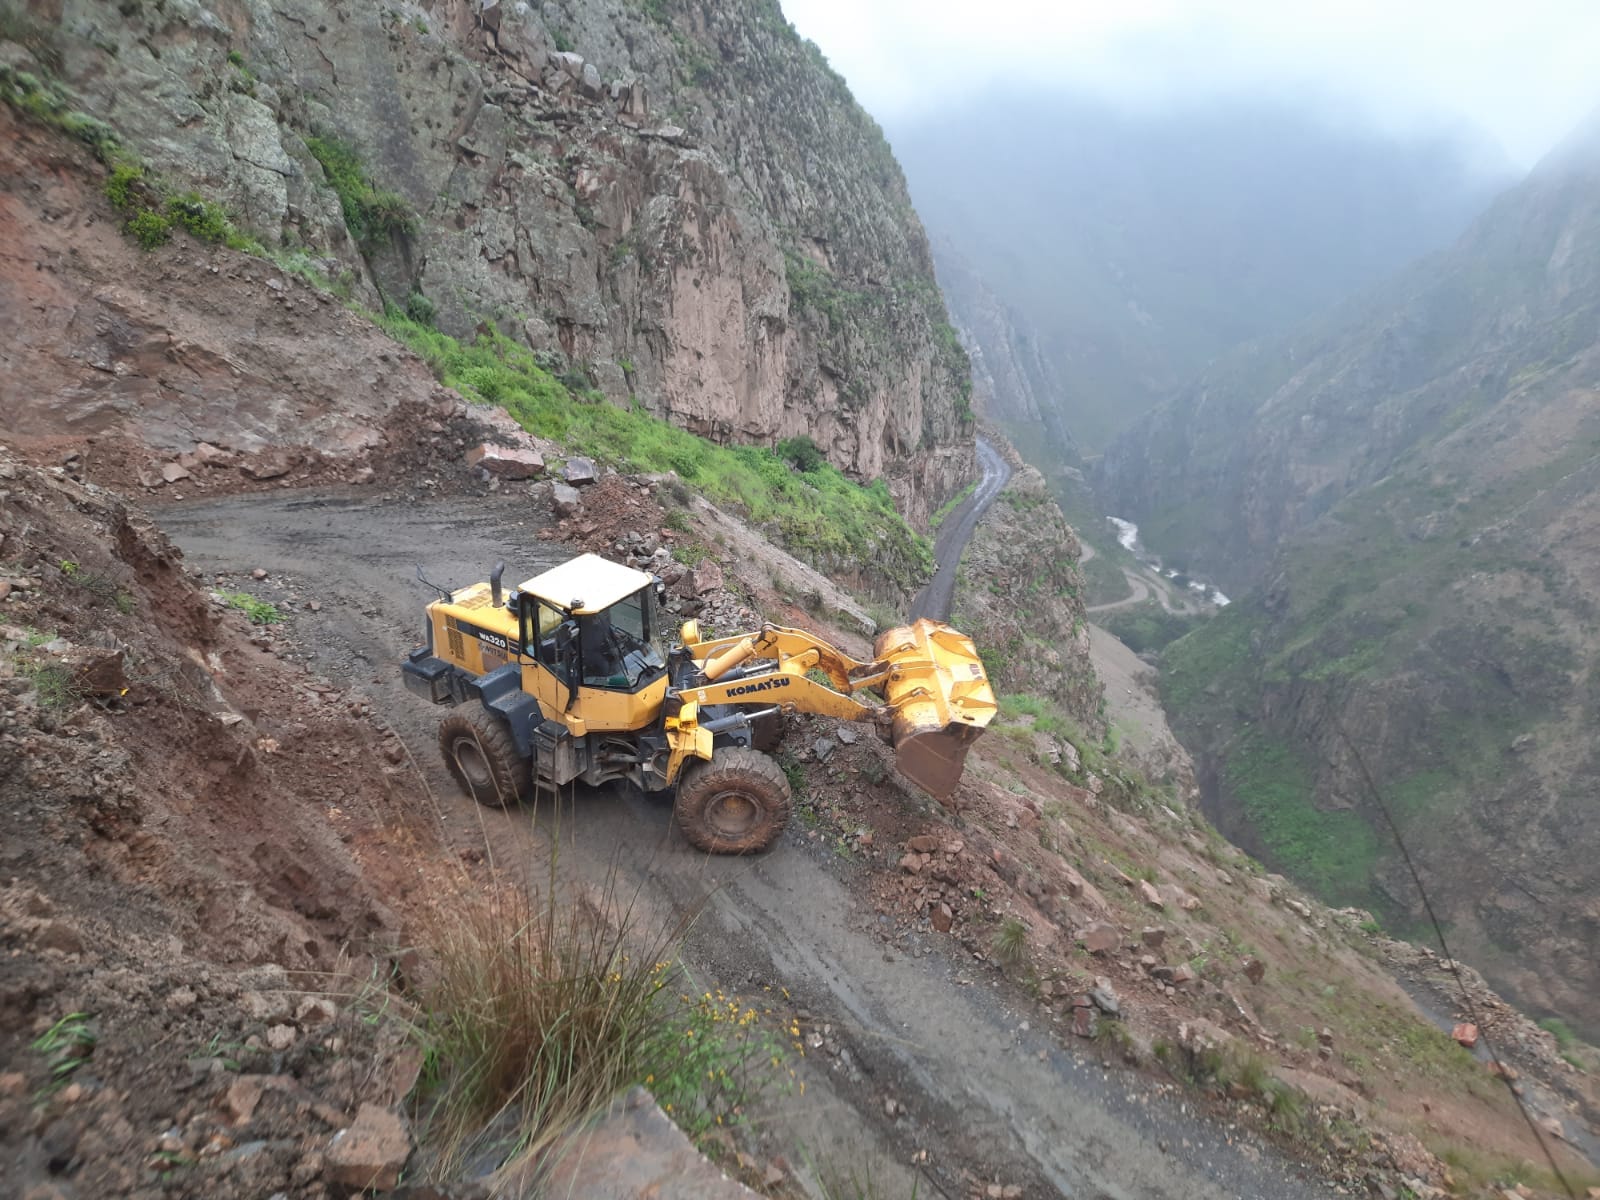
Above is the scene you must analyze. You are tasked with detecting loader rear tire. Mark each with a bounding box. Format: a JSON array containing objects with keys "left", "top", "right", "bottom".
[
  {"left": 674, "top": 747, "right": 791, "bottom": 855},
  {"left": 439, "top": 707, "right": 531, "bottom": 808}
]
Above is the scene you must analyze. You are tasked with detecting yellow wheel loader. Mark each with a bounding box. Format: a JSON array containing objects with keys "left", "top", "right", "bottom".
[{"left": 401, "top": 553, "right": 996, "bottom": 853}]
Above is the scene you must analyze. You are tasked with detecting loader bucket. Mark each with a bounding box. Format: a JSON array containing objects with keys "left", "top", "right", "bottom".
[{"left": 874, "top": 619, "right": 998, "bottom": 799}]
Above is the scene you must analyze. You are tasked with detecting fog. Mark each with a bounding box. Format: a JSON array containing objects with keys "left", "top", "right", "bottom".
[{"left": 780, "top": 0, "right": 1600, "bottom": 168}]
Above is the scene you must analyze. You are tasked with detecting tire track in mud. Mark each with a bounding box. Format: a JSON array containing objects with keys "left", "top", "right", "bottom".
[{"left": 156, "top": 489, "right": 1339, "bottom": 1200}]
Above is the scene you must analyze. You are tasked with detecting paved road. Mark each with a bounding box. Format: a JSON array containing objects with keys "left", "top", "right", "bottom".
[
  {"left": 911, "top": 437, "right": 1011, "bottom": 622},
  {"left": 155, "top": 490, "right": 1341, "bottom": 1200}
]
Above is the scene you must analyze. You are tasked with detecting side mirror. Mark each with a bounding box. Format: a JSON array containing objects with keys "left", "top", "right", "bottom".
[{"left": 556, "top": 620, "right": 581, "bottom": 710}]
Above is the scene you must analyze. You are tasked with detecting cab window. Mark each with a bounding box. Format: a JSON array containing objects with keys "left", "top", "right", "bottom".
[
  {"left": 577, "top": 587, "right": 666, "bottom": 690},
  {"left": 523, "top": 600, "right": 568, "bottom": 671}
]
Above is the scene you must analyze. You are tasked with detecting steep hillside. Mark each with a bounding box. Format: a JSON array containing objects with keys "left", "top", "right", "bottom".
[
  {"left": 1105, "top": 116, "right": 1600, "bottom": 1037},
  {"left": 5, "top": 0, "right": 972, "bottom": 522},
  {"left": 893, "top": 92, "right": 1507, "bottom": 451}
]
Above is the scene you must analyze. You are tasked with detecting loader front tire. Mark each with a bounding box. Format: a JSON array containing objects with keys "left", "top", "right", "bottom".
[
  {"left": 674, "top": 747, "right": 791, "bottom": 855},
  {"left": 439, "top": 707, "right": 531, "bottom": 808}
]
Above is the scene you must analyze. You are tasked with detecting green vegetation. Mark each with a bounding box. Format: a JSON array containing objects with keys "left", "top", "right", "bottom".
[
  {"left": 1096, "top": 600, "right": 1199, "bottom": 653},
  {"left": 223, "top": 592, "right": 284, "bottom": 625},
  {"left": 775, "top": 435, "right": 825, "bottom": 473},
  {"left": 2, "top": 66, "right": 262, "bottom": 255},
  {"left": 166, "top": 191, "right": 231, "bottom": 243},
  {"left": 305, "top": 134, "right": 416, "bottom": 248},
  {"left": 57, "top": 558, "right": 135, "bottom": 612},
  {"left": 1538, "top": 1016, "right": 1578, "bottom": 1050},
  {"left": 1079, "top": 551, "right": 1132, "bottom": 607},
  {"left": 103, "top": 162, "right": 141, "bottom": 211},
  {"left": 127, "top": 208, "right": 172, "bottom": 248},
  {"left": 33, "top": 1012, "right": 96, "bottom": 1086},
  {"left": 782, "top": 251, "right": 972, "bottom": 422},
  {"left": 415, "top": 885, "right": 789, "bottom": 1174},
  {"left": 375, "top": 311, "right": 932, "bottom": 585},
  {"left": 1221, "top": 728, "right": 1381, "bottom": 903},
  {"left": 404, "top": 290, "right": 437, "bottom": 326},
  {"left": 991, "top": 917, "right": 1028, "bottom": 965},
  {"left": 930, "top": 480, "right": 975, "bottom": 530}
]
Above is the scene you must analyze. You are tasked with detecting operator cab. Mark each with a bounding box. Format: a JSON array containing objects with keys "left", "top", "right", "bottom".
[{"left": 515, "top": 553, "right": 667, "bottom": 692}]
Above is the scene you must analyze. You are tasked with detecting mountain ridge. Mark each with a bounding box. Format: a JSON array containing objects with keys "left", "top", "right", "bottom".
[{"left": 1101, "top": 111, "right": 1600, "bottom": 1036}]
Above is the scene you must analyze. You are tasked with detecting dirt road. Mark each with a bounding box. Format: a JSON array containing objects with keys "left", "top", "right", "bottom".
[
  {"left": 911, "top": 437, "right": 1011, "bottom": 622},
  {"left": 156, "top": 489, "right": 1339, "bottom": 1200},
  {"left": 1081, "top": 539, "right": 1193, "bottom": 616}
]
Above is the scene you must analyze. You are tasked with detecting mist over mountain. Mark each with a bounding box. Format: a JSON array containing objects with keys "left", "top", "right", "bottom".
[
  {"left": 889, "top": 92, "right": 1512, "bottom": 449},
  {"left": 1100, "top": 113, "right": 1600, "bottom": 1036}
]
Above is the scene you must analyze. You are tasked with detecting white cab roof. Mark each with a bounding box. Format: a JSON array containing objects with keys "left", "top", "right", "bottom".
[{"left": 520, "top": 553, "right": 653, "bottom": 615}]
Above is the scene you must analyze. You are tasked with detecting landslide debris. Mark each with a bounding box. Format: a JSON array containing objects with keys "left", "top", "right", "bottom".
[{"left": 0, "top": 451, "right": 448, "bottom": 1198}]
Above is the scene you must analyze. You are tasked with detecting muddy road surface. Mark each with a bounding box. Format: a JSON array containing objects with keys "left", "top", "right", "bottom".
[
  {"left": 157, "top": 489, "right": 1338, "bottom": 1200},
  {"left": 912, "top": 438, "right": 1011, "bottom": 622}
]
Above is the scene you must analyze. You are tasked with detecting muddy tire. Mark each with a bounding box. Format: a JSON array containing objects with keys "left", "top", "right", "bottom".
[
  {"left": 674, "top": 747, "right": 791, "bottom": 855},
  {"left": 438, "top": 707, "right": 531, "bottom": 808}
]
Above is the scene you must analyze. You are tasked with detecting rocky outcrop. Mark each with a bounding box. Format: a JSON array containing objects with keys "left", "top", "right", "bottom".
[
  {"left": 928, "top": 234, "right": 1074, "bottom": 453},
  {"left": 13, "top": 0, "right": 972, "bottom": 523},
  {"left": 953, "top": 454, "right": 1101, "bottom": 731}
]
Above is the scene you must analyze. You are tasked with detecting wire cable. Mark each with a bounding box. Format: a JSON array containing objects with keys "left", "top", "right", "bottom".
[{"left": 1336, "top": 724, "right": 1577, "bottom": 1199}]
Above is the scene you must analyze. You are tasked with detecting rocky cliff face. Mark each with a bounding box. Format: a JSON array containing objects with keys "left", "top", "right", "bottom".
[
  {"left": 1111, "top": 123, "right": 1600, "bottom": 1037},
  {"left": 927, "top": 237, "right": 1067, "bottom": 440},
  {"left": 11, "top": 0, "right": 972, "bottom": 522}
]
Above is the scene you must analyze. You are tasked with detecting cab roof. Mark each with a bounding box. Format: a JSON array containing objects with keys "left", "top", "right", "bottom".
[{"left": 519, "top": 553, "right": 654, "bottom": 615}]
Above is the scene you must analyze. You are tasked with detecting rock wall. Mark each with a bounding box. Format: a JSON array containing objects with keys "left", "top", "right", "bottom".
[{"left": 12, "top": 0, "right": 973, "bottom": 523}]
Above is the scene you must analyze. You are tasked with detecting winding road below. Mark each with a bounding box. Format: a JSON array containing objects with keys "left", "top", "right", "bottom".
[
  {"left": 911, "top": 436, "right": 1011, "bottom": 622},
  {"left": 1082, "top": 538, "right": 1194, "bottom": 616}
]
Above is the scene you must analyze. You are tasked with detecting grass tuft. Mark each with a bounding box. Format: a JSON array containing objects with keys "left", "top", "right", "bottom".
[
  {"left": 413, "top": 881, "right": 787, "bottom": 1179},
  {"left": 305, "top": 134, "right": 416, "bottom": 247},
  {"left": 992, "top": 917, "right": 1028, "bottom": 966},
  {"left": 223, "top": 592, "right": 283, "bottom": 625}
]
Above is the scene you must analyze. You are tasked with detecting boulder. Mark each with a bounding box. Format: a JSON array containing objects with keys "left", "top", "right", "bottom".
[
  {"left": 580, "top": 62, "right": 604, "bottom": 98},
  {"left": 1080, "top": 922, "right": 1120, "bottom": 954},
  {"left": 1140, "top": 926, "right": 1167, "bottom": 949},
  {"left": 1089, "top": 978, "right": 1121, "bottom": 1016},
  {"left": 1242, "top": 957, "right": 1266, "bottom": 984},
  {"left": 549, "top": 50, "right": 586, "bottom": 78},
  {"left": 468, "top": 443, "right": 545, "bottom": 480},
  {"left": 242, "top": 451, "right": 294, "bottom": 481},
  {"left": 327, "top": 1103, "right": 412, "bottom": 1192},
  {"left": 551, "top": 482, "right": 583, "bottom": 517},
  {"left": 1061, "top": 866, "right": 1087, "bottom": 899},
  {"left": 1452, "top": 1022, "right": 1479, "bottom": 1049},
  {"left": 1138, "top": 880, "right": 1165, "bottom": 911},
  {"left": 192, "top": 442, "right": 232, "bottom": 466},
  {"left": 161, "top": 462, "right": 192, "bottom": 483},
  {"left": 680, "top": 558, "right": 723, "bottom": 596},
  {"left": 564, "top": 456, "right": 598, "bottom": 485}
]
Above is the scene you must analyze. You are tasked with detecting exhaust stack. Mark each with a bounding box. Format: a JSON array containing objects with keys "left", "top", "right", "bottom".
[{"left": 490, "top": 561, "right": 505, "bottom": 607}]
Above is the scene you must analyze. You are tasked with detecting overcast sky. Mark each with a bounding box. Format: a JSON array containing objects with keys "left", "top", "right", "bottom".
[{"left": 780, "top": 0, "right": 1600, "bottom": 167}]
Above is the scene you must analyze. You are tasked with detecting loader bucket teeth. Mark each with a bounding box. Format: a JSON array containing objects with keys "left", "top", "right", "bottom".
[{"left": 874, "top": 619, "right": 998, "bottom": 799}]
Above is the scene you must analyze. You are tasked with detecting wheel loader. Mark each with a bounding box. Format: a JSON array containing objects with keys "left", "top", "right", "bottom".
[{"left": 401, "top": 552, "right": 996, "bottom": 853}]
